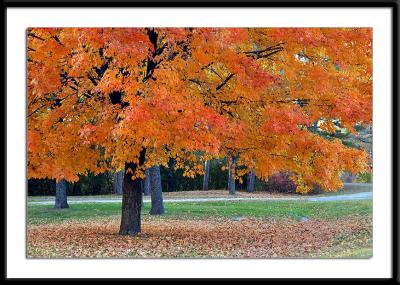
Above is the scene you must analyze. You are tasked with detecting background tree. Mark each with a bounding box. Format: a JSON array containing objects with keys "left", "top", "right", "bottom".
[
  {"left": 166, "top": 158, "right": 177, "bottom": 192},
  {"left": 149, "top": 165, "right": 165, "bottom": 215},
  {"left": 143, "top": 168, "right": 151, "bottom": 196},
  {"left": 54, "top": 179, "right": 69, "bottom": 209},
  {"left": 113, "top": 170, "right": 123, "bottom": 195},
  {"left": 202, "top": 160, "right": 211, "bottom": 191},
  {"left": 227, "top": 156, "right": 237, "bottom": 195},
  {"left": 247, "top": 170, "right": 255, "bottom": 193}
]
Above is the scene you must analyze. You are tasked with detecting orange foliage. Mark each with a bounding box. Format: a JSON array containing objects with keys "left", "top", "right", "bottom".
[{"left": 27, "top": 28, "right": 372, "bottom": 190}]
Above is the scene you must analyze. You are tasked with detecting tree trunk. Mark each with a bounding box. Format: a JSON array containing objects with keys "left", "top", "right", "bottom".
[
  {"left": 228, "top": 156, "right": 236, "bottom": 195},
  {"left": 247, "top": 171, "right": 255, "bottom": 193},
  {"left": 202, "top": 160, "right": 211, "bottom": 191},
  {"left": 54, "top": 179, "right": 69, "bottom": 209},
  {"left": 113, "top": 170, "right": 123, "bottom": 195},
  {"left": 143, "top": 168, "right": 151, "bottom": 196},
  {"left": 119, "top": 149, "right": 146, "bottom": 236},
  {"left": 149, "top": 165, "right": 165, "bottom": 215},
  {"left": 167, "top": 158, "right": 176, "bottom": 192}
]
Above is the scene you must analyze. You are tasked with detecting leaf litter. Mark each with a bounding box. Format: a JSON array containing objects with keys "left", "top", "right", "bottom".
[{"left": 27, "top": 216, "right": 372, "bottom": 258}]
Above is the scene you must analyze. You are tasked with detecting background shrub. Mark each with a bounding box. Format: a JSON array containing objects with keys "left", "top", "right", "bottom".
[
  {"left": 262, "top": 172, "right": 297, "bottom": 194},
  {"left": 355, "top": 172, "right": 373, "bottom": 183},
  {"left": 261, "top": 172, "right": 324, "bottom": 195}
]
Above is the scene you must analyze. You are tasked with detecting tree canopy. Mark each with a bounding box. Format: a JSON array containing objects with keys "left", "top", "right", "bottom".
[{"left": 27, "top": 27, "right": 372, "bottom": 192}]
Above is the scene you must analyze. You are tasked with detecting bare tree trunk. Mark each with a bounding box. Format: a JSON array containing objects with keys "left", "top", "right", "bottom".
[
  {"left": 113, "top": 170, "right": 123, "bottom": 195},
  {"left": 119, "top": 149, "right": 146, "bottom": 236},
  {"left": 55, "top": 179, "right": 69, "bottom": 209},
  {"left": 247, "top": 171, "right": 255, "bottom": 193},
  {"left": 167, "top": 158, "right": 176, "bottom": 192},
  {"left": 228, "top": 156, "right": 236, "bottom": 195},
  {"left": 202, "top": 160, "right": 211, "bottom": 191},
  {"left": 149, "top": 165, "right": 165, "bottom": 215},
  {"left": 143, "top": 168, "right": 151, "bottom": 196}
]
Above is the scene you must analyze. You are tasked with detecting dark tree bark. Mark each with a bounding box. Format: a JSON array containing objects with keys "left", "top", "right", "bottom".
[
  {"left": 113, "top": 170, "right": 124, "bottom": 195},
  {"left": 202, "top": 160, "right": 211, "bottom": 191},
  {"left": 119, "top": 149, "right": 146, "bottom": 236},
  {"left": 54, "top": 179, "right": 69, "bottom": 209},
  {"left": 149, "top": 165, "right": 165, "bottom": 215},
  {"left": 228, "top": 156, "right": 236, "bottom": 195},
  {"left": 167, "top": 158, "right": 176, "bottom": 192},
  {"left": 143, "top": 168, "right": 151, "bottom": 196},
  {"left": 119, "top": 29, "right": 167, "bottom": 233},
  {"left": 247, "top": 171, "right": 255, "bottom": 193}
]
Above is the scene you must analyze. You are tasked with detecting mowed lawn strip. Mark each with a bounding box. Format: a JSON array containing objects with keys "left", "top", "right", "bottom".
[{"left": 27, "top": 199, "right": 372, "bottom": 225}]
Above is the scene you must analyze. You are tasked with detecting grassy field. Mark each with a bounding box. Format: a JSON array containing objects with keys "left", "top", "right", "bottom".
[{"left": 27, "top": 199, "right": 372, "bottom": 225}]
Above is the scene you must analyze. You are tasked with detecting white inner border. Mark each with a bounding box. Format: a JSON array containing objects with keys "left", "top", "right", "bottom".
[{"left": 7, "top": 8, "right": 392, "bottom": 279}]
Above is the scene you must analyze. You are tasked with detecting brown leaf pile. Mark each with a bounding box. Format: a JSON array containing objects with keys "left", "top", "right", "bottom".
[{"left": 27, "top": 216, "right": 372, "bottom": 258}]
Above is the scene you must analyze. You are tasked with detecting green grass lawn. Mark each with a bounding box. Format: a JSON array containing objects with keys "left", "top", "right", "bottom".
[{"left": 27, "top": 199, "right": 372, "bottom": 225}]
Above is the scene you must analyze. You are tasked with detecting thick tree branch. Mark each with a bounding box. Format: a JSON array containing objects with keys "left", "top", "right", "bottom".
[
  {"left": 244, "top": 44, "right": 284, "bottom": 59},
  {"left": 28, "top": 103, "right": 48, "bottom": 117},
  {"left": 27, "top": 32, "right": 45, "bottom": 41},
  {"left": 216, "top": 73, "right": 234, "bottom": 91},
  {"left": 51, "top": 35, "right": 64, "bottom": 46},
  {"left": 243, "top": 43, "right": 284, "bottom": 56}
]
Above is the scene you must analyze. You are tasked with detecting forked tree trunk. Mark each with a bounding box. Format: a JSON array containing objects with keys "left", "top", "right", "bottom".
[
  {"left": 167, "top": 158, "right": 176, "bottom": 192},
  {"left": 113, "top": 170, "right": 123, "bottom": 195},
  {"left": 55, "top": 179, "right": 69, "bottom": 209},
  {"left": 202, "top": 160, "right": 211, "bottom": 191},
  {"left": 228, "top": 157, "right": 236, "bottom": 195},
  {"left": 119, "top": 149, "right": 146, "bottom": 236},
  {"left": 149, "top": 165, "right": 165, "bottom": 215},
  {"left": 247, "top": 171, "right": 255, "bottom": 193},
  {"left": 143, "top": 168, "right": 151, "bottom": 196}
]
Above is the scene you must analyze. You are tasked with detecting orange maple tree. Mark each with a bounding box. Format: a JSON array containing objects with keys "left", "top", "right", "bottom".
[{"left": 27, "top": 28, "right": 372, "bottom": 235}]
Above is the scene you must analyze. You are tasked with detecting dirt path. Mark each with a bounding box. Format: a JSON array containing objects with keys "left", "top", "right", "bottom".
[{"left": 28, "top": 191, "right": 372, "bottom": 205}]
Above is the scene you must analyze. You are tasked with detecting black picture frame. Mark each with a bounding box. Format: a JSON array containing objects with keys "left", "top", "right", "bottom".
[{"left": 3, "top": 0, "right": 398, "bottom": 281}]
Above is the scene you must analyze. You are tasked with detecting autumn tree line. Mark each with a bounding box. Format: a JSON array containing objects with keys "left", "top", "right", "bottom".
[
  {"left": 28, "top": 158, "right": 254, "bottom": 195},
  {"left": 27, "top": 28, "right": 372, "bottom": 235}
]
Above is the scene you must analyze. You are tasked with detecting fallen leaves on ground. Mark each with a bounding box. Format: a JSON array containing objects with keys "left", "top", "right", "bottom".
[
  {"left": 160, "top": 190, "right": 291, "bottom": 199},
  {"left": 27, "top": 216, "right": 372, "bottom": 258}
]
